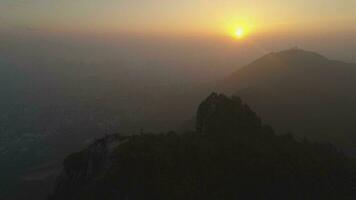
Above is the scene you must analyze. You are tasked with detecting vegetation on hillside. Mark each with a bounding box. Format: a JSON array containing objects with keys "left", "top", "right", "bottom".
[{"left": 49, "top": 93, "right": 356, "bottom": 200}]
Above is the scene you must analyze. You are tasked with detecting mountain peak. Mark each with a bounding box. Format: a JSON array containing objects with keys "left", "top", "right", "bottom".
[
  {"left": 236, "top": 48, "right": 331, "bottom": 77},
  {"left": 222, "top": 48, "right": 354, "bottom": 94},
  {"left": 196, "top": 93, "right": 262, "bottom": 134},
  {"left": 261, "top": 48, "right": 328, "bottom": 65}
]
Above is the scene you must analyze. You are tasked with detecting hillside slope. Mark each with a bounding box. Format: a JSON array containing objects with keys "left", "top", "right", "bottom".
[{"left": 221, "top": 48, "right": 356, "bottom": 153}]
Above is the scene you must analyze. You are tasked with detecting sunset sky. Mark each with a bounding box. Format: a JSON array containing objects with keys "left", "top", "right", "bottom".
[
  {"left": 1, "top": 0, "right": 356, "bottom": 67},
  {"left": 1, "top": 0, "right": 356, "bottom": 37}
]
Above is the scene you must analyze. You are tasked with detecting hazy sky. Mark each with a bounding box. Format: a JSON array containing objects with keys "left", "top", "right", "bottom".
[
  {"left": 1, "top": 0, "right": 356, "bottom": 71},
  {"left": 1, "top": 0, "right": 356, "bottom": 36}
]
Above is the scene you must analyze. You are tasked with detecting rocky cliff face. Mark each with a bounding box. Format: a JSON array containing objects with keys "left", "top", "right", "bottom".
[{"left": 49, "top": 134, "right": 129, "bottom": 200}]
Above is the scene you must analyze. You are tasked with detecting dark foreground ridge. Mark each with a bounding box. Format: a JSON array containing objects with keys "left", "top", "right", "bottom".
[{"left": 49, "top": 93, "right": 356, "bottom": 200}]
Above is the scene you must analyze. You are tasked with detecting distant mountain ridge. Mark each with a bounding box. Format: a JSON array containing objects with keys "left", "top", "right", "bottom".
[
  {"left": 224, "top": 48, "right": 356, "bottom": 90},
  {"left": 221, "top": 48, "right": 356, "bottom": 154}
]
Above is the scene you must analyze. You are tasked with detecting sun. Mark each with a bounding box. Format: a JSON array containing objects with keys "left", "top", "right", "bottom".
[
  {"left": 222, "top": 17, "right": 256, "bottom": 41},
  {"left": 226, "top": 25, "right": 251, "bottom": 40},
  {"left": 235, "top": 28, "right": 245, "bottom": 38},
  {"left": 225, "top": 20, "right": 254, "bottom": 40}
]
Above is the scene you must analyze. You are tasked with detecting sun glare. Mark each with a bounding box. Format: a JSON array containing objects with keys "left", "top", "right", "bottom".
[
  {"left": 231, "top": 25, "right": 252, "bottom": 40},
  {"left": 235, "top": 28, "right": 245, "bottom": 38},
  {"left": 225, "top": 19, "right": 254, "bottom": 40}
]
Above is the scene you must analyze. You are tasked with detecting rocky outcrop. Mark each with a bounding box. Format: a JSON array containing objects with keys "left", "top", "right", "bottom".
[
  {"left": 196, "top": 93, "right": 262, "bottom": 134},
  {"left": 49, "top": 134, "right": 129, "bottom": 200}
]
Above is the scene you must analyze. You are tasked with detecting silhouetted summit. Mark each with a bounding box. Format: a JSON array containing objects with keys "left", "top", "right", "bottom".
[{"left": 196, "top": 93, "right": 261, "bottom": 134}]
